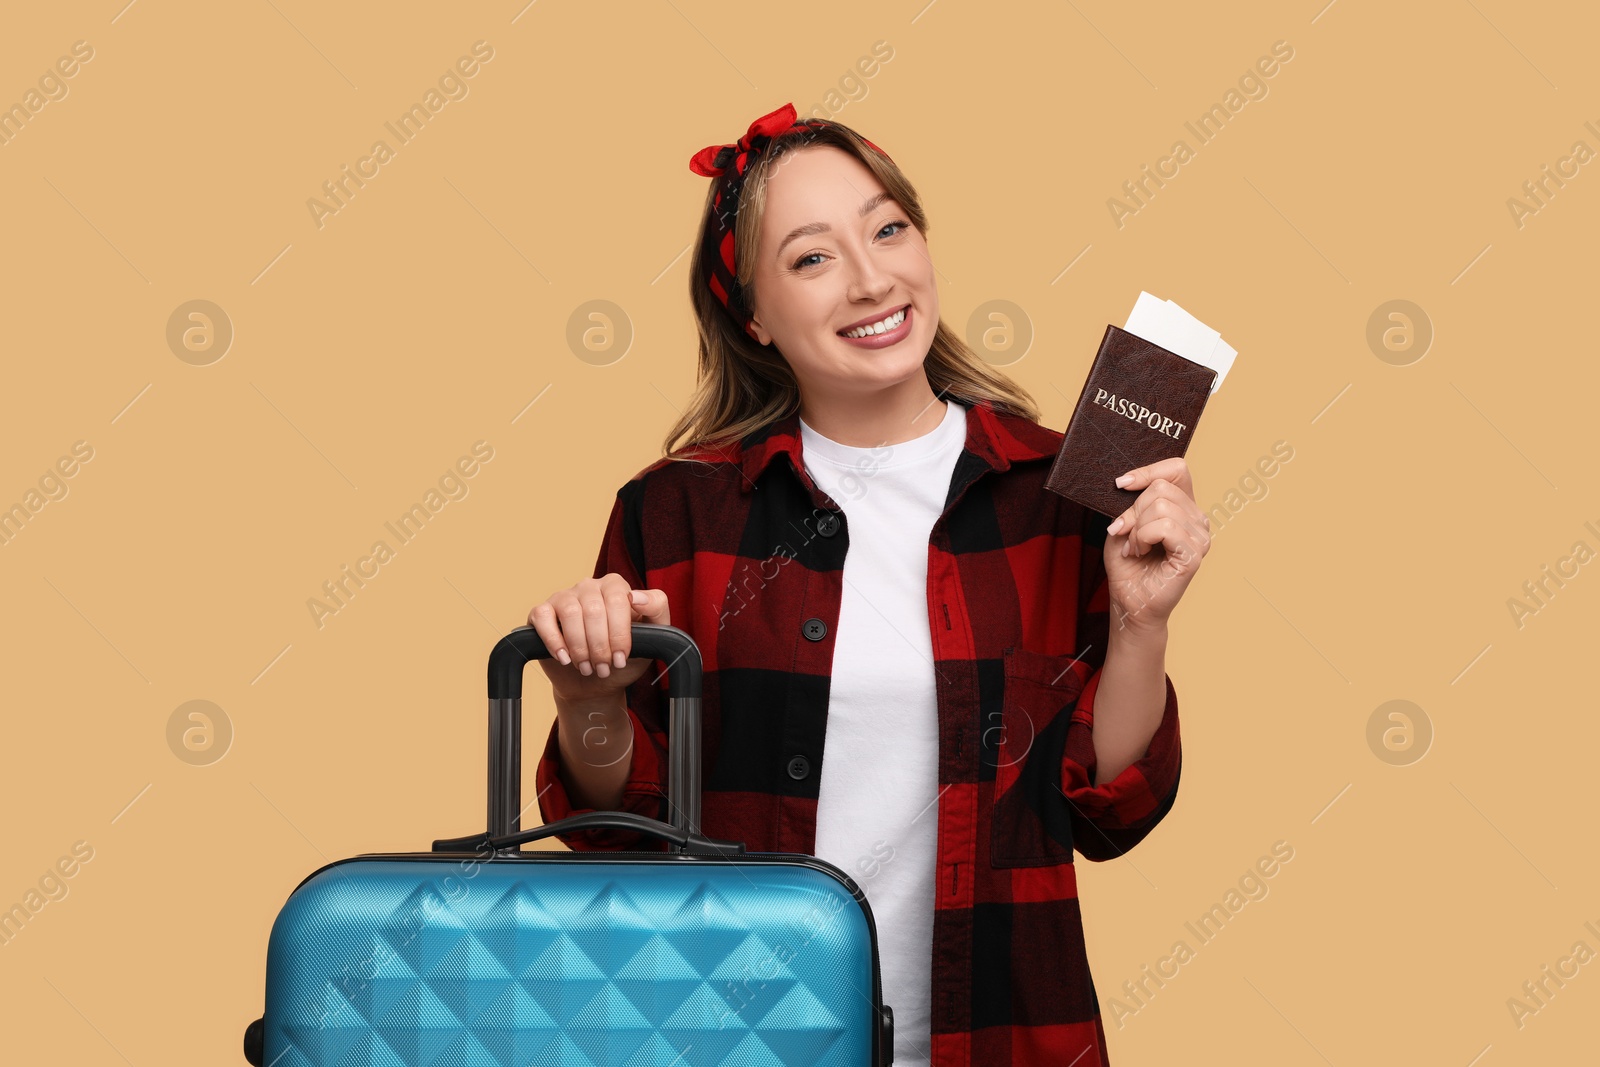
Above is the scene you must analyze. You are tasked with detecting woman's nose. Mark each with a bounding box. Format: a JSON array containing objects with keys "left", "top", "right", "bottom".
[{"left": 845, "top": 246, "right": 893, "bottom": 299}]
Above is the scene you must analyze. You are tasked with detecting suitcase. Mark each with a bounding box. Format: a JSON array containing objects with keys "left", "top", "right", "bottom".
[{"left": 243, "top": 622, "right": 895, "bottom": 1066}]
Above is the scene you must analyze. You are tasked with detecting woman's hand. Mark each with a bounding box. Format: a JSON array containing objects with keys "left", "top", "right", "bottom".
[
  {"left": 527, "top": 574, "right": 672, "bottom": 703},
  {"left": 1102, "top": 457, "right": 1210, "bottom": 638}
]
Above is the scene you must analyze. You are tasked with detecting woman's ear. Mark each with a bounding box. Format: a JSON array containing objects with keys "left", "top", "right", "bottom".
[{"left": 746, "top": 297, "right": 772, "bottom": 346}]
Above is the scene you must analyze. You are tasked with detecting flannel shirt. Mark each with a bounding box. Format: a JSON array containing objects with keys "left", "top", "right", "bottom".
[{"left": 535, "top": 396, "right": 1183, "bottom": 1066}]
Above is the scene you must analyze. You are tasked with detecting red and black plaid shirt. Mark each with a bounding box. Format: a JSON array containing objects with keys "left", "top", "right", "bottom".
[{"left": 536, "top": 397, "right": 1183, "bottom": 1066}]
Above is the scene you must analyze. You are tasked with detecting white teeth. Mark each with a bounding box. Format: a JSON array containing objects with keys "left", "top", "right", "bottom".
[{"left": 841, "top": 307, "right": 906, "bottom": 338}]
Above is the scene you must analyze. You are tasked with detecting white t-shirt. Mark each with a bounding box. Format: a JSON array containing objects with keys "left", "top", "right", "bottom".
[{"left": 800, "top": 398, "right": 968, "bottom": 1067}]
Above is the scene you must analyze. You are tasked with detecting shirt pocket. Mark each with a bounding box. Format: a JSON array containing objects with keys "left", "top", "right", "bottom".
[{"left": 987, "top": 646, "right": 1086, "bottom": 867}]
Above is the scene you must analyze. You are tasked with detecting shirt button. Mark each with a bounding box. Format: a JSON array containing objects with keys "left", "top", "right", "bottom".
[
  {"left": 817, "top": 512, "right": 841, "bottom": 537},
  {"left": 787, "top": 755, "right": 811, "bottom": 780},
  {"left": 802, "top": 617, "right": 828, "bottom": 641}
]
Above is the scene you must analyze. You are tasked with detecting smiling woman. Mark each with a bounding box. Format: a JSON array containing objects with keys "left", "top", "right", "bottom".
[
  {"left": 673, "top": 105, "right": 1037, "bottom": 451},
  {"left": 530, "top": 102, "right": 1195, "bottom": 1067}
]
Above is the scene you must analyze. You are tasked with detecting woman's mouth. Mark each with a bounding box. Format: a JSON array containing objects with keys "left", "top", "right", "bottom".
[{"left": 836, "top": 304, "right": 911, "bottom": 348}]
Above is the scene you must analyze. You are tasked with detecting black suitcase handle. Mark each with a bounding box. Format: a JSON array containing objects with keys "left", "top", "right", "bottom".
[
  {"left": 434, "top": 810, "right": 745, "bottom": 856},
  {"left": 450, "top": 623, "right": 707, "bottom": 850}
]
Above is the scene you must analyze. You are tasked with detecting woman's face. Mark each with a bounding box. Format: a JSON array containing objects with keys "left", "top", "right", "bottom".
[{"left": 745, "top": 145, "right": 938, "bottom": 401}]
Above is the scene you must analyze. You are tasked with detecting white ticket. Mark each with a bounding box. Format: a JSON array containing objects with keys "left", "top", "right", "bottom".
[{"left": 1123, "top": 291, "right": 1235, "bottom": 394}]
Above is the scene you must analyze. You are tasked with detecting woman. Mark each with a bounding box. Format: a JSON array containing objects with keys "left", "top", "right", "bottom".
[{"left": 526, "top": 103, "right": 1210, "bottom": 1067}]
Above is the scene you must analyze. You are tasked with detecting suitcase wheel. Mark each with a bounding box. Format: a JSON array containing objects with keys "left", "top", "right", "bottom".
[{"left": 242, "top": 1016, "right": 263, "bottom": 1066}]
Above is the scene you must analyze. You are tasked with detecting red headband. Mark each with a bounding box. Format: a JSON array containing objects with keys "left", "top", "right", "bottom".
[{"left": 688, "top": 102, "right": 891, "bottom": 339}]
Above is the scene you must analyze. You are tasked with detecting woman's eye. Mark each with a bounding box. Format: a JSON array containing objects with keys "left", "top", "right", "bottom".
[{"left": 792, "top": 221, "right": 908, "bottom": 270}]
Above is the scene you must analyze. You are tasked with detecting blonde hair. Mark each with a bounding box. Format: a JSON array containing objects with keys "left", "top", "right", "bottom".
[{"left": 664, "top": 116, "right": 1040, "bottom": 462}]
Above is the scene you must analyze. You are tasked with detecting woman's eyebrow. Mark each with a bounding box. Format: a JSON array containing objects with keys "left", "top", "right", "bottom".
[{"left": 775, "top": 192, "right": 895, "bottom": 260}]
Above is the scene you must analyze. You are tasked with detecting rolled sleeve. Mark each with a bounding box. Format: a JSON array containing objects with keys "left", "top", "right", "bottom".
[{"left": 1060, "top": 665, "right": 1182, "bottom": 861}]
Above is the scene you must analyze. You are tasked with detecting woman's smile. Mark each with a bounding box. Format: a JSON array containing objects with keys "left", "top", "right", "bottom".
[{"left": 836, "top": 303, "right": 913, "bottom": 349}]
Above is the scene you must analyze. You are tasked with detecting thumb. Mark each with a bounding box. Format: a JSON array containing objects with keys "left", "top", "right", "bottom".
[{"left": 627, "top": 587, "right": 671, "bottom": 627}]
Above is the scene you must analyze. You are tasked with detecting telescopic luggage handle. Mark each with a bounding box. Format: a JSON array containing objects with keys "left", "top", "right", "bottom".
[{"left": 457, "top": 622, "right": 705, "bottom": 848}]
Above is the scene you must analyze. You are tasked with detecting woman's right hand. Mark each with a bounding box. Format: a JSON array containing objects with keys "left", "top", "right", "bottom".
[{"left": 528, "top": 573, "right": 672, "bottom": 703}]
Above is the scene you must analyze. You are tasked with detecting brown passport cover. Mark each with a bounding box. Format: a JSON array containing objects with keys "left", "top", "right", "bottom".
[{"left": 1044, "top": 323, "right": 1218, "bottom": 518}]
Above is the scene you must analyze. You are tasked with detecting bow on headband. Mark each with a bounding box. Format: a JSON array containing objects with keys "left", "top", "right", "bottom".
[
  {"left": 689, "top": 102, "right": 804, "bottom": 180},
  {"left": 688, "top": 103, "right": 892, "bottom": 339}
]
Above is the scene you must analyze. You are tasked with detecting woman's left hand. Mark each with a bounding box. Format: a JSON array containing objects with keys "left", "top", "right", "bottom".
[{"left": 1102, "top": 457, "right": 1211, "bottom": 638}]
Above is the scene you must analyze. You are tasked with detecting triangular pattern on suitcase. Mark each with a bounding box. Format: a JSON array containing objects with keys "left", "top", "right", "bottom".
[{"left": 263, "top": 858, "right": 871, "bottom": 1067}]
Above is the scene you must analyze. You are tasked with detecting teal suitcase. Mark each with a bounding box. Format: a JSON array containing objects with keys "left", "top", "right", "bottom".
[{"left": 243, "top": 623, "right": 894, "bottom": 1066}]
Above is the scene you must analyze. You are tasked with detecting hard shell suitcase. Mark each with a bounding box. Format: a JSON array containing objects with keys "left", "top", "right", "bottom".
[{"left": 243, "top": 623, "right": 895, "bottom": 1066}]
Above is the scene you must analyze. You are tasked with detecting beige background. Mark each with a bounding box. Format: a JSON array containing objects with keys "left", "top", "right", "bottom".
[{"left": 1, "top": 1, "right": 1594, "bottom": 1063}]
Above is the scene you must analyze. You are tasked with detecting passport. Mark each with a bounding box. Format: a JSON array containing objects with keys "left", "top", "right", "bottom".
[{"left": 1044, "top": 294, "right": 1234, "bottom": 519}]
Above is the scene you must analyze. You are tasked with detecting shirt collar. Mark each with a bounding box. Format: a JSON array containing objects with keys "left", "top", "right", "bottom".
[{"left": 733, "top": 396, "right": 1059, "bottom": 494}]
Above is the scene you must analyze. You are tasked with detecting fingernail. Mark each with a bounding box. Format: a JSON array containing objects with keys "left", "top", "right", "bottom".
[
  {"left": 629, "top": 590, "right": 645, "bottom": 605},
  {"left": 556, "top": 649, "right": 571, "bottom": 665},
  {"left": 578, "top": 661, "right": 592, "bottom": 676},
  {"left": 596, "top": 662, "right": 610, "bottom": 679},
  {"left": 613, "top": 651, "right": 626, "bottom": 668},
  {"left": 1107, "top": 517, "right": 1124, "bottom": 535},
  {"left": 1115, "top": 473, "right": 1133, "bottom": 487}
]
